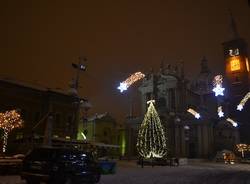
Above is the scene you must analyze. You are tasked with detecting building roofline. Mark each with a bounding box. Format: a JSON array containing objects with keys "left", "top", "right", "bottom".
[{"left": 0, "top": 78, "right": 71, "bottom": 97}]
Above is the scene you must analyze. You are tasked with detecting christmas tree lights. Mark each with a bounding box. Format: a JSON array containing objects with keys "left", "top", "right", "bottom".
[
  {"left": 136, "top": 100, "right": 167, "bottom": 158},
  {"left": 212, "top": 75, "right": 225, "bottom": 96},
  {"left": 236, "top": 144, "right": 250, "bottom": 158},
  {"left": 0, "top": 110, "right": 23, "bottom": 153},
  {"left": 187, "top": 108, "right": 201, "bottom": 119},
  {"left": 118, "top": 72, "right": 145, "bottom": 92},
  {"left": 237, "top": 92, "right": 250, "bottom": 111}
]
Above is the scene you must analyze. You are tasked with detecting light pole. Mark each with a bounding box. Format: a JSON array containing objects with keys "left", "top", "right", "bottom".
[
  {"left": 72, "top": 57, "right": 87, "bottom": 92},
  {"left": 71, "top": 57, "right": 87, "bottom": 138}
]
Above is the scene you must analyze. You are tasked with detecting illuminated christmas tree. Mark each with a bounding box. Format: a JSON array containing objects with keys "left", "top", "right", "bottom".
[
  {"left": 0, "top": 110, "right": 23, "bottom": 153},
  {"left": 136, "top": 100, "right": 167, "bottom": 158}
]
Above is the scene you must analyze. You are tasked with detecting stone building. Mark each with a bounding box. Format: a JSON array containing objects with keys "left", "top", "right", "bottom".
[
  {"left": 78, "top": 113, "right": 125, "bottom": 157},
  {"left": 125, "top": 58, "right": 240, "bottom": 159},
  {"left": 0, "top": 79, "right": 79, "bottom": 153}
]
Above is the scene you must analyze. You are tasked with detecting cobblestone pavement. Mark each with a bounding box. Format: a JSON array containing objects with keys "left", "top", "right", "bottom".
[{"left": 0, "top": 161, "right": 250, "bottom": 184}]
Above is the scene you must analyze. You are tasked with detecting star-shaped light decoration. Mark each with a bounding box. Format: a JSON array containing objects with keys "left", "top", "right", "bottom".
[
  {"left": 117, "top": 72, "right": 145, "bottom": 93},
  {"left": 237, "top": 104, "right": 243, "bottom": 111},
  {"left": 217, "top": 106, "right": 224, "bottom": 118},
  {"left": 195, "top": 113, "right": 201, "bottom": 119},
  {"left": 237, "top": 92, "right": 250, "bottom": 111},
  {"left": 117, "top": 82, "right": 128, "bottom": 93},
  {"left": 212, "top": 75, "right": 225, "bottom": 97},
  {"left": 187, "top": 108, "right": 201, "bottom": 119},
  {"left": 218, "top": 111, "right": 224, "bottom": 118},
  {"left": 226, "top": 118, "right": 238, "bottom": 127},
  {"left": 213, "top": 85, "right": 225, "bottom": 96}
]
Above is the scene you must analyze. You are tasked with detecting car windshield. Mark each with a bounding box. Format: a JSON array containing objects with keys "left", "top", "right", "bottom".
[
  {"left": 26, "top": 148, "right": 93, "bottom": 162},
  {"left": 59, "top": 150, "right": 93, "bottom": 162},
  {"left": 26, "top": 148, "right": 57, "bottom": 161}
]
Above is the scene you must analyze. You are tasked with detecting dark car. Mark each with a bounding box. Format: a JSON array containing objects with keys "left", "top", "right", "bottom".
[{"left": 21, "top": 147, "right": 101, "bottom": 184}]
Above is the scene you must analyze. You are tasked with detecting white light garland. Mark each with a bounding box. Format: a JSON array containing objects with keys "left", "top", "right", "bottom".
[
  {"left": 226, "top": 118, "right": 238, "bottom": 127},
  {"left": 118, "top": 72, "right": 145, "bottom": 93},
  {"left": 217, "top": 106, "right": 224, "bottom": 118},
  {"left": 187, "top": 108, "right": 201, "bottom": 119},
  {"left": 0, "top": 110, "right": 23, "bottom": 153},
  {"left": 212, "top": 75, "right": 225, "bottom": 96},
  {"left": 237, "top": 92, "right": 250, "bottom": 111},
  {"left": 136, "top": 100, "right": 167, "bottom": 158}
]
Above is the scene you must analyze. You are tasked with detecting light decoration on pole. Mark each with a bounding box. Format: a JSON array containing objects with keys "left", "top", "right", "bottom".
[
  {"left": 212, "top": 75, "right": 225, "bottom": 96},
  {"left": 226, "top": 118, "right": 238, "bottom": 127},
  {"left": 136, "top": 100, "right": 167, "bottom": 159},
  {"left": 217, "top": 106, "right": 224, "bottom": 118},
  {"left": 0, "top": 110, "right": 23, "bottom": 153},
  {"left": 118, "top": 72, "right": 145, "bottom": 93},
  {"left": 187, "top": 108, "right": 201, "bottom": 119},
  {"left": 236, "top": 144, "right": 250, "bottom": 158},
  {"left": 81, "top": 132, "right": 87, "bottom": 140},
  {"left": 237, "top": 92, "right": 250, "bottom": 111}
]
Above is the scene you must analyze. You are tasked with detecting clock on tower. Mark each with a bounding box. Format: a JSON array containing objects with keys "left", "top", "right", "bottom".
[
  {"left": 222, "top": 14, "right": 250, "bottom": 100},
  {"left": 223, "top": 39, "right": 250, "bottom": 100}
]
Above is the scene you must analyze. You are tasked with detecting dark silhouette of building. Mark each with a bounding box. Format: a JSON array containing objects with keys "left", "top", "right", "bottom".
[
  {"left": 0, "top": 79, "right": 79, "bottom": 154},
  {"left": 222, "top": 12, "right": 250, "bottom": 144}
]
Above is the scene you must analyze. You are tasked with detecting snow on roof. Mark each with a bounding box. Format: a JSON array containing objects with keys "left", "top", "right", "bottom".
[{"left": 0, "top": 77, "right": 69, "bottom": 96}]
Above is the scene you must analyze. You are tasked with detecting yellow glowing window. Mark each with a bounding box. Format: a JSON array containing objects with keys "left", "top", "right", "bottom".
[
  {"left": 246, "top": 58, "right": 249, "bottom": 72},
  {"left": 230, "top": 59, "right": 240, "bottom": 71}
]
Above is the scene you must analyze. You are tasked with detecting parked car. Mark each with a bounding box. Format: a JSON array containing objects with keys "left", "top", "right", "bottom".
[{"left": 21, "top": 146, "right": 101, "bottom": 184}]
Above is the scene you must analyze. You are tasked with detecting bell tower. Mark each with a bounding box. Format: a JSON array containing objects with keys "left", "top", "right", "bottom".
[{"left": 222, "top": 12, "right": 250, "bottom": 101}]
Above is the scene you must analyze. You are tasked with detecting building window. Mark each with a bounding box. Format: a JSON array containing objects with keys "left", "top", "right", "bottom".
[
  {"left": 246, "top": 58, "right": 249, "bottom": 72},
  {"left": 55, "top": 113, "right": 61, "bottom": 127},
  {"left": 169, "top": 88, "right": 176, "bottom": 109},
  {"left": 16, "top": 132, "right": 23, "bottom": 140},
  {"left": 104, "top": 131, "right": 107, "bottom": 136},
  {"left": 158, "top": 97, "right": 166, "bottom": 108},
  {"left": 230, "top": 57, "right": 241, "bottom": 71},
  {"left": 146, "top": 92, "right": 151, "bottom": 101}
]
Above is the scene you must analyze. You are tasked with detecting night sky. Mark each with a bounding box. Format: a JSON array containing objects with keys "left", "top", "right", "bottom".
[{"left": 1, "top": 0, "right": 250, "bottom": 122}]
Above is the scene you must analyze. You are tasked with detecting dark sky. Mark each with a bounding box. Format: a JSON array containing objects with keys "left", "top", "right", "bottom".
[{"left": 1, "top": 0, "right": 250, "bottom": 122}]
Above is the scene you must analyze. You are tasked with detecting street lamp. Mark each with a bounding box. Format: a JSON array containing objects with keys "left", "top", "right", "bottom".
[{"left": 72, "top": 57, "right": 87, "bottom": 91}]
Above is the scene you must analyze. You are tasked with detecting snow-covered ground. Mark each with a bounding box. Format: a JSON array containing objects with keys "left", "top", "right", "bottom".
[{"left": 0, "top": 161, "right": 250, "bottom": 184}]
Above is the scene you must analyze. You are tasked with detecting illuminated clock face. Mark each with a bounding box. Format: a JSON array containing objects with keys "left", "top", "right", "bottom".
[
  {"left": 230, "top": 58, "right": 241, "bottom": 71},
  {"left": 229, "top": 48, "right": 239, "bottom": 57}
]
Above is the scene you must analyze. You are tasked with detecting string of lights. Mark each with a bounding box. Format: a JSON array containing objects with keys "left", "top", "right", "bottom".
[
  {"left": 237, "top": 92, "right": 250, "bottom": 111},
  {"left": 226, "top": 118, "right": 238, "bottom": 127},
  {"left": 118, "top": 72, "right": 145, "bottom": 92},
  {"left": 217, "top": 106, "right": 224, "bottom": 118},
  {"left": 187, "top": 108, "right": 201, "bottom": 119},
  {"left": 0, "top": 110, "right": 23, "bottom": 153},
  {"left": 136, "top": 100, "right": 167, "bottom": 158},
  {"left": 212, "top": 75, "right": 225, "bottom": 96}
]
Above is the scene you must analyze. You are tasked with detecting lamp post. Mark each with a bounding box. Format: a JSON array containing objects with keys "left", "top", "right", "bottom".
[
  {"left": 72, "top": 57, "right": 87, "bottom": 92},
  {"left": 71, "top": 57, "right": 87, "bottom": 138}
]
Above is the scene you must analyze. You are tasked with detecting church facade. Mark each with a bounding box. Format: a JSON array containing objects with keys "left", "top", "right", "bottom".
[
  {"left": 124, "top": 14, "right": 250, "bottom": 159},
  {"left": 125, "top": 59, "right": 240, "bottom": 158}
]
